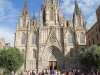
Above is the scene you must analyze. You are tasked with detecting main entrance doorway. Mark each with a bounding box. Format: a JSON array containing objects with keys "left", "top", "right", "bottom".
[{"left": 49, "top": 61, "right": 57, "bottom": 70}]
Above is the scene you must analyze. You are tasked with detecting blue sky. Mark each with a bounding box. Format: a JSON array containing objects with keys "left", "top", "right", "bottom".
[{"left": 0, "top": 0, "right": 100, "bottom": 46}]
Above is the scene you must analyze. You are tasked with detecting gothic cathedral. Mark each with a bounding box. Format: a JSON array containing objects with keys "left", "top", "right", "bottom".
[{"left": 15, "top": 0, "right": 87, "bottom": 72}]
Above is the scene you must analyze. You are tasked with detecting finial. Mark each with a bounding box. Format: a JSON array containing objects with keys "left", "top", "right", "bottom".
[
  {"left": 23, "top": 0, "right": 28, "bottom": 14},
  {"left": 74, "top": 0, "right": 80, "bottom": 14},
  {"left": 24, "top": 0, "right": 28, "bottom": 7},
  {"left": 33, "top": 11, "right": 37, "bottom": 20},
  {"left": 75, "top": 0, "right": 78, "bottom": 10}
]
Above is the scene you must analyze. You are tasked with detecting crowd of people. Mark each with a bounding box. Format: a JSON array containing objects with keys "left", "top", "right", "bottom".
[{"left": 20, "top": 69, "right": 100, "bottom": 75}]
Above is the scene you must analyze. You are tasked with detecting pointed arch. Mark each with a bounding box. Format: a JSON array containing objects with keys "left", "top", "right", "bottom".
[
  {"left": 68, "top": 32, "right": 74, "bottom": 44},
  {"left": 21, "top": 34, "right": 26, "bottom": 44},
  {"left": 32, "top": 34, "right": 36, "bottom": 44},
  {"left": 80, "top": 33, "right": 85, "bottom": 43},
  {"left": 33, "top": 49, "right": 36, "bottom": 58},
  {"left": 43, "top": 9, "right": 46, "bottom": 25}
]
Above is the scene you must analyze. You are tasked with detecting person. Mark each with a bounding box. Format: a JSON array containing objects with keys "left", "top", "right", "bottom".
[
  {"left": 0, "top": 69, "right": 3, "bottom": 75},
  {"left": 64, "top": 71, "right": 67, "bottom": 75},
  {"left": 69, "top": 70, "right": 74, "bottom": 75},
  {"left": 27, "top": 70, "right": 30, "bottom": 75},
  {"left": 57, "top": 70, "right": 61, "bottom": 75},
  {"left": 81, "top": 72, "right": 84, "bottom": 75},
  {"left": 11, "top": 71, "right": 14, "bottom": 75},
  {"left": 32, "top": 70, "right": 35, "bottom": 75},
  {"left": 55, "top": 70, "right": 57, "bottom": 75},
  {"left": 47, "top": 69, "right": 50, "bottom": 75}
]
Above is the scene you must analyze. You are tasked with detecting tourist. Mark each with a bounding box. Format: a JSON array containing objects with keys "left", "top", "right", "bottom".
[
  {"left": 11, "top": 71, "right": 14, "bottom": 75},
  {"left": 57, "top": 70, "right": 61, "bottom": 75},
  {"left": 69, "top": 70, "right": 74, "bottom": 75}
]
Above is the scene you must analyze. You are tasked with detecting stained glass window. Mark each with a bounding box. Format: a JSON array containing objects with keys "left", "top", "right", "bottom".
[
  {"left": 21, "top": 34, "right": 26, "bottom": 44},
  {"left": 68, "top": 33, "right": 73, "bottom": 44},
  {"left": 32, "top": 34, "right": 36, "bottom": 44},
  {"left": 33, "top": 50, "right": 36, "bottom": 58}
]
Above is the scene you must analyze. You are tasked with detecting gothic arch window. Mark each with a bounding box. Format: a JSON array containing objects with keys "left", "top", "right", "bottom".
[
  {"left": 68, "top": 33, "right": 74, "bottom": 44},
  {"left": 43, "top": 9, "right": 46, "bottom": 25},
  {"left": 33, "top": 50, "right": 36, "bottom": 58},
  {"left": 32, "top": 34, "right": 36, "bottom": 44},
  {"left": 80, "top": 33, "right": 85, "bottom": 44},
  {"left": 21, "top": 34, "right": 26, "bottom": 44}
]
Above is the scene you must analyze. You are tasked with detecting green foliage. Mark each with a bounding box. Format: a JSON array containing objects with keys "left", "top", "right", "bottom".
[
  {"left": 3, "top": 69, "right": 11, "bottom": 75},
  {"left": 80, "top": 45, "right": 100, "bottom": 70},
  {"left": 0, "top": 47, "right": 24, "bottom": 72}
]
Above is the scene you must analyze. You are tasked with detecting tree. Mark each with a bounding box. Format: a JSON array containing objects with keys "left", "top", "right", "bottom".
[
  {"left": 80, "top": 45, "right": 100, "bottom": 70},
  {"left": 0, "top": 47, "right": 24, "bottom": 73}
]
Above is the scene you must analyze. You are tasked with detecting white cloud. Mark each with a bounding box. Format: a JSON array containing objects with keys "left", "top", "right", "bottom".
[
  {"left": 61, "top": 0, "right": 100, "bottom": 28},
  {"left": 0, "top": 27, "right": 14, "bottom": 46},
  {"left": 87, "top": 13, "right": 97, "bottom": 29},
  {"left": 0, "top": 0, "right": 19, "bottom": 46},
  {"left": 0, "top": 0, "right": 19, "bottom": 24},
  {"left": 0, "top": 0, "right": 99, "bottom": 46}
]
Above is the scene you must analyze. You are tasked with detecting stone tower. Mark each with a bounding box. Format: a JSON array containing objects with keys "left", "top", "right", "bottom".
[
  {"left": 38, "top": 0, "right": 65, "bottom": 71},
  {"left": 15, "top": 0, "right": 38, "bottom": 71},
  {"left": 14, "top": 0, "right": 87, "bottom": 73}
]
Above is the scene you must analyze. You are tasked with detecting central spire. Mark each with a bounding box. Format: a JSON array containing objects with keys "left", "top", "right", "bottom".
[
  {"left": 33, "top": 11, "right": 37, "bottom": 20},
  {"left": 23, "top": 0, "right": 28, "bottom": 15},
  {"left": 43, "top": 0, "right": 58, "bottom": 5},
  {"left": 74, "top": 0, "right": 81, "bottom": 15}
]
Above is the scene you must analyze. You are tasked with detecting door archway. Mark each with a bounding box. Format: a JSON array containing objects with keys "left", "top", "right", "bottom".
[{"left": 41, "top": 45, "right": 64, "bottom": 71}]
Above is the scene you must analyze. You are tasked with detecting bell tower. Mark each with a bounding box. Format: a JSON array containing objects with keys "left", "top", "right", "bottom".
[
  {"left": 73, "top": 0, "right": 86, "bottom": 29},
  {"left": 16, "top": 0, "right": 30, "bottom": 29}
]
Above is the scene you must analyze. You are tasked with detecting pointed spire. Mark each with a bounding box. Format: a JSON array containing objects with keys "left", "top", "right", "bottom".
[
  {"left": 33, "top": 11, "right": 37, "bottom": 20},
  {"left": 43, "top": 0, "right": 45, "bottom": 5},
  {"left": 24, "top": 0, "right": 28, "bottom": 7},
  {"left": 74, "top": 0, "right": 81, "bottom": 15},
  {"left": 23, "top": 0, "right": 28, "bottom": 15}
]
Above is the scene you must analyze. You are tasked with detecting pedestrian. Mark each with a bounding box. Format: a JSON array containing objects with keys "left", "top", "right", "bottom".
[
  {"left": 57, "top": 70, "right": 61, "bottom": 75},
  {"left": 11, "top": 71, "right": 14, "bottom": 75},
  {"left": 32, "top": 70, "right": 35, "bottom": 75},
  {"left": 69, "top": 70, "right": 74, "bottom": 75}
]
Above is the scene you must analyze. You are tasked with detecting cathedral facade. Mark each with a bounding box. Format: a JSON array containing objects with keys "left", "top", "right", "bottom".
[{"left": 14, "top": 0, "right": 87, "bottom": 72}]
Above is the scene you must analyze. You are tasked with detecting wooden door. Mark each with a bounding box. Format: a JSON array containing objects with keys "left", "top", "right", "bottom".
[{"left": 49, "top": 61, "right": 57, "bottom": 70}]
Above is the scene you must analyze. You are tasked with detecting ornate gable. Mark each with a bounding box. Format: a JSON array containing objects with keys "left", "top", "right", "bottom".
[{"left": 42, "top": 27, "right": 62, "bottom": 52}]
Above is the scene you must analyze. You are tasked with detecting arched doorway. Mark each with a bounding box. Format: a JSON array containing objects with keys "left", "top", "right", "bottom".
[{"left": 41, "top": 45, "right": 64, "bottom": 71}]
